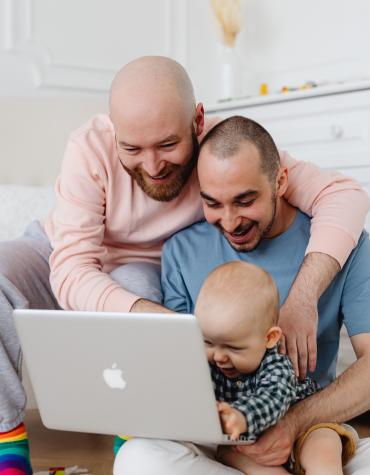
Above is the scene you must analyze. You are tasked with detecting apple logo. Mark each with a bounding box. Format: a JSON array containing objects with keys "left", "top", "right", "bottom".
[{"left": 103, "top": 363, "right": 127, "bottom": 390}]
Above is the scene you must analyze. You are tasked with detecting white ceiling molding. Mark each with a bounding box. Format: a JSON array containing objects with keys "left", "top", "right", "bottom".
[{"left": 3, "top": 0, "right": 187, "bottom": 92}]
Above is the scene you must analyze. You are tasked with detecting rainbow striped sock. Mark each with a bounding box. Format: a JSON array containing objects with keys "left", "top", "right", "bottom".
[
  {"left": 0, "top": 423, "right": 33, "bottom": 475},
  {"left": 113, "top": 435, "right": 132, "bottom": 456}
]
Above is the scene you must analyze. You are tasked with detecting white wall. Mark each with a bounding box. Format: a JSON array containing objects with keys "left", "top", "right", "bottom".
[
  {"left": 2, "top": 1, "right": 369, "bottom": 101},
  {"left": 0, "top": 0, "right": 187, "bottom": 184},
  {"left": 0, "top": 0, "right": 369, "bottom": 179},
  {"left": 186, "top": 0, "right": 370, "bottom": 105},
  {"left": 0, "top": 0, "right": 186, "bottom": 95},
  {"left": 0, "top": 95, "right": 110, "bottom": 184}
]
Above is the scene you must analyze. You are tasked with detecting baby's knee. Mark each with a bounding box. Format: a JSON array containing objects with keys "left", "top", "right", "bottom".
[
  {"left": 299, "top": 428, "right": 343, "bottom": 472},
  {"left": 305, "top": 427, "right": 342, "bottom": 446}
]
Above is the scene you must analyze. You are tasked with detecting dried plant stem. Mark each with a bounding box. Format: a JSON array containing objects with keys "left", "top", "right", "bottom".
[{"left": 211, "top": 0, "right": 241, "bottom": 48}]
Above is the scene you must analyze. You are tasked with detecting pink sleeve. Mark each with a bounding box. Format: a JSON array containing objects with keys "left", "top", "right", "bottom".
[
  {"left": 281, "top": 151, "right": 370, "bottom": 267},
  {"left": 47, "top": 138, "right": 140, "bottom": 312}
]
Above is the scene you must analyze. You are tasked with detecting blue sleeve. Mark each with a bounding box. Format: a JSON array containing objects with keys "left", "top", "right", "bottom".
[
  {"left": 341, "top": 231, "right": 370, "bottom": 336},
  {"left": 161, "top": 238, "right": 192, "bottom": 314}
]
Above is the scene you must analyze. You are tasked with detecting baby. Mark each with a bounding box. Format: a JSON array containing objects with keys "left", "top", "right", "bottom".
[{"left": 195, "top": 261, "right": 357, "bottom": 475}]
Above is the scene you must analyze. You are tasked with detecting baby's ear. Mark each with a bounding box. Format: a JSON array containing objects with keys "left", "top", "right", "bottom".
[{"left": 265, "top": 326, "right": 282, "bottom": 349}]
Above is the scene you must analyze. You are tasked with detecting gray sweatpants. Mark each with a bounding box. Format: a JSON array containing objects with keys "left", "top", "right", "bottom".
[{"left": 0, "top": 221, "right": 162, "bottom": 432}]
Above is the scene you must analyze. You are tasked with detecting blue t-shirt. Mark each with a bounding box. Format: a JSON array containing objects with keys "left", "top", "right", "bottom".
[{"left": 161, "top": 210, "right": 370, "bottom": 387}]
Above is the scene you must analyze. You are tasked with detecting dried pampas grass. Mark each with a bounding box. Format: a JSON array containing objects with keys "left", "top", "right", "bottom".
[{"left": 210, "top": 0, "right": 242, "bottom": 48}]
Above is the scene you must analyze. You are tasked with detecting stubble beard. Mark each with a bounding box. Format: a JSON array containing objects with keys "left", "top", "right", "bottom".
[{"left": 222, "top": 191, "right": 277, "bottom": 253}]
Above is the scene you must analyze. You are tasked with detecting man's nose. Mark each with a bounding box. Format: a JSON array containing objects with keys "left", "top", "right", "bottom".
[
  {"left": 220, "top": 212, "right": 241, "bottom": 234},
  {"left": 142, "top": 151, "right": 165, "bottom": 177}
]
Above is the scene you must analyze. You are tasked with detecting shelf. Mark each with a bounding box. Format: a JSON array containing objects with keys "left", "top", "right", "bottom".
[{"left": 206, "top": 79, "right": 370, "bottom": 113}]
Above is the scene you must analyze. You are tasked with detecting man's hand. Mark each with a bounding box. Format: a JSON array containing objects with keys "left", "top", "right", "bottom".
[
  {"left": 278, "top": 252, "right": 340, "bottom": 379},
  {"left": 130, "top": 298, "right": 172, "bottom": 313},
  {"left": 278, "top": 296, "right": 318, "bottom": 378},
  {"left": 235, "top": 417, "right": 297, "bottom": 466},
  {"left": 217, "top": 402, "right": 247, "bottom": 440}
]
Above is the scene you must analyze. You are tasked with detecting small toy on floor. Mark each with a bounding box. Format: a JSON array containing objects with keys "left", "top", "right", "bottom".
[
  {"left": 49, "top": 468, "right": 65, "bottom": 475},
  {"left": 35, "top": 466, "right": 91, "bottom": 475}
]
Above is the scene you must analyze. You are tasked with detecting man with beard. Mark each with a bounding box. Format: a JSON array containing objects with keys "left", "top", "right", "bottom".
[
  {"left": 114, "top": 115, "right": 370, "bottom": 474},
  {"left": 0, "top": 57, "right": 369, "bottom": 475}
]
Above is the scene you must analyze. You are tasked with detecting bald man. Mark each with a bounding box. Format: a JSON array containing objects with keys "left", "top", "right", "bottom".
[{"left": 0, "top": 56, "right": 368, "bottom": 474}]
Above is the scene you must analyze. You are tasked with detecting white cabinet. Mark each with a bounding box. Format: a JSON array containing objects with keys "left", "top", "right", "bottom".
[{"left": 206, "top": 83, "right": 370, "bottom": 229}]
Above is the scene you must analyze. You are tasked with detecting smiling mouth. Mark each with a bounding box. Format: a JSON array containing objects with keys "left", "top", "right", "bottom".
[
  {"left": 217, "top": 366, "right": 239, "bottom": 377},
  {"left": 226, "top": 224, "right": 255, "bottom": 244},
  {"left": 147, "top": 171, "right": 172, "bottom": 182}
]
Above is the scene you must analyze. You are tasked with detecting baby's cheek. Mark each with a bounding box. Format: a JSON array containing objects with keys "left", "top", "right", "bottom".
[
  {"left": 234, "top": 355, "right": 248, "bottom": 370},
  {"left": 206, "top": 348, "right": 213, "bottom": 362}
]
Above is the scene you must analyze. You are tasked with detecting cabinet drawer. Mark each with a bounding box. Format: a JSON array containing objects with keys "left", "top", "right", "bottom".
[
  {"left": 266, "top": 108, "right": 370, "bottom": 169},
  {"left": 209, "top": 89, "right": 370, "bottom": 170}
]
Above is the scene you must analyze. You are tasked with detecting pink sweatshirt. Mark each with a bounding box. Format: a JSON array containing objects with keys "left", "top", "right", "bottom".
[{"left": 44, "top": 114, "right": 370, "bottom": 313}]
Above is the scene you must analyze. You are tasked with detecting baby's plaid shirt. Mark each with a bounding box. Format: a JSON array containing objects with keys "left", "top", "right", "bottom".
[{"left": 210, "top": 346, "right": 319, "bottom": 441}]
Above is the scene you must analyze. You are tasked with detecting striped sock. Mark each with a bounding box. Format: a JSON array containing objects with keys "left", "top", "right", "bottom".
[
  {"left": 0, "top": 423, "right": 33, "bottom": 475},
  {"left": 113, "top": 435, "right": 132, "bottom": 456}
]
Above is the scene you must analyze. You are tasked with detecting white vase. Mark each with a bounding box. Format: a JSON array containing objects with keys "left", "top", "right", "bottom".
[{"left": 217, "top": 43, "right": 242, "bottom": 101}]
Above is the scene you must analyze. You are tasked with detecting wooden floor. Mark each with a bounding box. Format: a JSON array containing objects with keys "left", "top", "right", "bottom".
[
  {"left": 26, "top": 410, "right": 370, "bottom": 475},
  {"left": 26, "top": 410, "right": 114, "bottom": 475}
]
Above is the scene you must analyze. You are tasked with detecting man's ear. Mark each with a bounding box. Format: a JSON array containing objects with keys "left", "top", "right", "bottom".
[
  {"left": 265, "top": 326, "right": 283, "bottom": 349},
  {"left": 194, "top": 103, "right": 205, "bottom": 137},
  {"left": 275, "top": 166, "right": 289, "bottom": 198}
]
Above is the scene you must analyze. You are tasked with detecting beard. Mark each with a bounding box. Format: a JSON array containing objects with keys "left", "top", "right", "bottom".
[{"left": 121, "top": 130, "right": 199, "bottom": 202}]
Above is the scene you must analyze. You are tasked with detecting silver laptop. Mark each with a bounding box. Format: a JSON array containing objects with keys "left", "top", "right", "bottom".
[{"left": 14, "top": 309, "right": 253, "bottom": 445}]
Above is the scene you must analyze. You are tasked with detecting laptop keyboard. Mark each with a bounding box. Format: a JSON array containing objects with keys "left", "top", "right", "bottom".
[{"left": 225, "top": 434, "right": 253, "bottom": 443}]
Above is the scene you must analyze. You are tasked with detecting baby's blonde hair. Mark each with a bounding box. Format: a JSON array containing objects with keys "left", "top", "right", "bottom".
[{"left": 195, "top": 261, "right": 279, "bottom": 333}]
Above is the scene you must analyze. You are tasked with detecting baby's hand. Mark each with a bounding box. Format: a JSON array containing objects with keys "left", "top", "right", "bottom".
[{"left": 217, "top": 401, "right": 247, "bottom": 440}]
